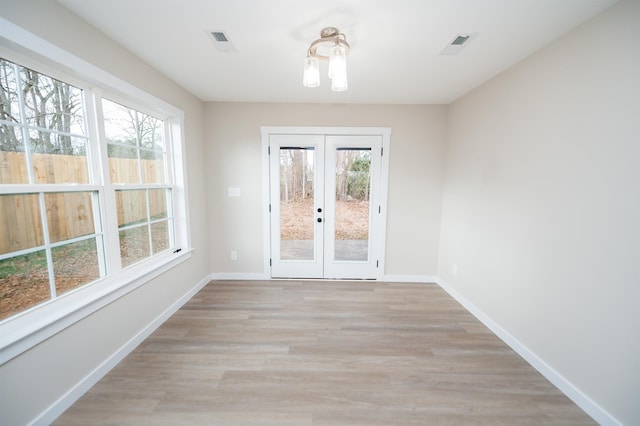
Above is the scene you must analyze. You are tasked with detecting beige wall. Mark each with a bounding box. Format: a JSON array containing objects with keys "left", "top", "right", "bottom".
[
  {"left": 0, "top": 1, "right": 210, "bottom": 425},
  {"left": 205, "top": 103, "right": 447, "bottom": 279},
  {"left": 439, "top": 0, "right": 639, "bottom": 423}
]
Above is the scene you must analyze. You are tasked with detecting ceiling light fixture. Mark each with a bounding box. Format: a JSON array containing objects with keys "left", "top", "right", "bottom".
[{"left": 303, "top": 27, "right": 350, "bottom": 92}]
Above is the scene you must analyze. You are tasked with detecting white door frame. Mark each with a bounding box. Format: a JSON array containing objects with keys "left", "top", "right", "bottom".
[{"left": 261, "top": 126, "right": 391, "bottom": 280}]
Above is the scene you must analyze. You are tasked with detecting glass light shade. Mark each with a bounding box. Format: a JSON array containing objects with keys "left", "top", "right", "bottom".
[
  {"left": 331, "top": 73, "right": 348, "bottom": 92},
  {"left": 303, "top": 56, "right": 320, "bottom": 87},
  {"left": 328, "top": 43, "right": 347, "bottom": 80}
]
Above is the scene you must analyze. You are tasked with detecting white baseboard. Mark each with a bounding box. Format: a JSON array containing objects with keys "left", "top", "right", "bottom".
[
  {"left": 210, "top": 272, "right": 271, "bottom": 281},
  {"left": 436, "top": 278, "right": 621, "bottom": 426},
  {"left": 32, "top": 273, "right": 212, "bottom": 426},
  {"left": 210, "top": 273, "right": 437, "bottom": 283},
  {"left": 381, "top": 274, "right": 437, "bottom": 283}
]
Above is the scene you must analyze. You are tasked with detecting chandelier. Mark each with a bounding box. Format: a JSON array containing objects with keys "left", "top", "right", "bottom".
[{"left": 303, "top": 27, "right": 350, "bottom": 92}]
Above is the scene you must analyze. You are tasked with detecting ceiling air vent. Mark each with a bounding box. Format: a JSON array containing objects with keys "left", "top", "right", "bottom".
[
  {"left": 440, "top": 33, "right": 477, "bottom": 56},
  {"left": 451, "top": 35, "right": 470, "bottom": 45},
  {"left": 211, "top": 32, "right": 228, "bottom": 42},
  {"left": 208, "top": 30, "right": 237, "bottom": 53}
]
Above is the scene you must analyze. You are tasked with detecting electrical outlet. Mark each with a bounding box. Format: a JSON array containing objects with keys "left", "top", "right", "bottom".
[{"left": 230, "top": 251, "right": 238, "bottom": 261}]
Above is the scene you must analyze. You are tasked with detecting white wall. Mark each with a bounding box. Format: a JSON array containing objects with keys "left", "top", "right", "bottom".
[
  {"left": 205, "top": 103, "right": 447, "bottom": 280},
  {"left": 438, "top": 1, "right": 639, "bottom": 424},
  {"left": 0, "top": 1, "right": 210, "bottom": 425}
]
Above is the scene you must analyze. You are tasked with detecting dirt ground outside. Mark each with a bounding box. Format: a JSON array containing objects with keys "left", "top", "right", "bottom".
[
  {"left": 0, "top": 247, "right": 100, "bottom": 320},
  {"left": 280, "top": 198, "right": 370, "bottom": 240}
]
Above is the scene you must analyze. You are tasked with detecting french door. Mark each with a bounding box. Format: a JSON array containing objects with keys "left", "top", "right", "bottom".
[{"left": 269, "top": 133, "right": 383, "bottom": 279}]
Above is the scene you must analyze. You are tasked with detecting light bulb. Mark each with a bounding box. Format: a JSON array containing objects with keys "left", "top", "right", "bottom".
[
  {"left": 331, "top": 73, "right": 348, "bottom": 92},
  {"left": 328, "top": 43, "right": 347, "bottom": 80},
  {"left": 303, "top": 55, "right": 320, "bottom": 87}
]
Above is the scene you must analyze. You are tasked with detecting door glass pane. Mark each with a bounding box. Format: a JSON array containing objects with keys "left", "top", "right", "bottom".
[
  {"left": 279, "top": 147, "right": 314, "bottom": 261},
  {"left": 334, "top": 148, "right": 371, "bottom": 261}
]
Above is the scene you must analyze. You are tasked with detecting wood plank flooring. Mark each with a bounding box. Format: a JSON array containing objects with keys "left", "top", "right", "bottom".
[{"left": 54, "top": 280, "right": 595, "bottom": 425}]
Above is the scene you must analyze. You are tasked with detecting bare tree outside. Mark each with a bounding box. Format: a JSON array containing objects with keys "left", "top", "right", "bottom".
[
  {"left": 0, "top": 58, "right": 84, "bottom": 156},
  {"left": 103, "top": 98, "right": 163, "bottom": 160}
]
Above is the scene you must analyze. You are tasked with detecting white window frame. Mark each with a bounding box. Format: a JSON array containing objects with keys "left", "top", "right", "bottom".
[{"left": 0, "top": 18, "right": 192, "bottom": 364}]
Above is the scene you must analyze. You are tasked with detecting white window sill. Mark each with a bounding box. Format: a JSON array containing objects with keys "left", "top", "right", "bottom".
[{"left": 0, "top": 248, "right": 192, "bottom": 365}]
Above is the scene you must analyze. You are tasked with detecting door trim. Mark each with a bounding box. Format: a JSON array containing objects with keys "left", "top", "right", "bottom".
[{"left": 261, "top": 126, "right": 391, "bottom": 280}]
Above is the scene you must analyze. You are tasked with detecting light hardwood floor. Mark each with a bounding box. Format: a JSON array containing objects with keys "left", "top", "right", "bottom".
[{"left": 55, "top": 280, "right": 595, "bottom": 425}]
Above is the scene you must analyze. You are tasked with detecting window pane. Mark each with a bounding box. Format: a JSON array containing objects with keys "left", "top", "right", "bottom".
[
  {"left": 0, "top": 194, "right": 43, "bottom": 255},
  {"left": 32, "top": 155, "right": 89, "bottom": 185},
  {"left": 120, "top": 226, "right": 150, "bottom": 267},
  {"left": 108, "top": 145, "right": 139, "bottom": 184},
  {"left": 52, "top": 238, "right": 101, "bottom": 296},
  {"left": 116, "top": 189, "right": 147, "bottom": 227},
  {"left": 102, "top": 99, "right": 136, "bottom": 145},
  {"left": 0, "top": 250, "right": 50, "bottom": 320},
  {"left": 103, "top": 98, "right": 166, "bottom": 184},
  {"left": 151, "top": 220, "right": 170, "bottom": 254},
  {"left": 139, "top": 116, "right": 163, "bottom": 151},
  {"left": 21, "top": 68, "right": 85, "bottom": 135},
  {"left": 29, "top": 128, "right": 89, "bottom": 184},
  {"left": 0, "top": 58, "right": 20, "bottom": 125},
  {"left": 45, "top": 192, "right": 96, "bottom": 243},
  {"left": 29, "top": 129, "right": 88, "bottom": 155},
  {"left": 0, "top": 127, "right": 29, "bottom": 184},
  {"left": 148, "top": 189, "right": 168, "bottom": 219},
  {"left": 140, "top": 149, "right": 165, "bottom": 183},
  {"left": 1, "top": 58, "right": 27, "bottom": 184}
]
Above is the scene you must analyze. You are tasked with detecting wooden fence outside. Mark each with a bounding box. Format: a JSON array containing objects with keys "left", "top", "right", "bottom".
[{"left": 0, "top": 152, "right": 167, "bottom": 255}]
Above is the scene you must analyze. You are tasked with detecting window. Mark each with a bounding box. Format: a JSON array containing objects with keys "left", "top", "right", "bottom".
[
  {"left": 102, "top": 99, "right": 175, "bottom": 267},
  {"left": 0, "top": 50, "right": 188, "bottom": 332},
  {"left": 0, "top": 57, "right": 105, "bottom": 320}
]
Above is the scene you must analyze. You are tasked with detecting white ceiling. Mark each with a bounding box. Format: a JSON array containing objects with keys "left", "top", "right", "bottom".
[{"left": 57, "top": 0, "right": 617, "bottom": 105}]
